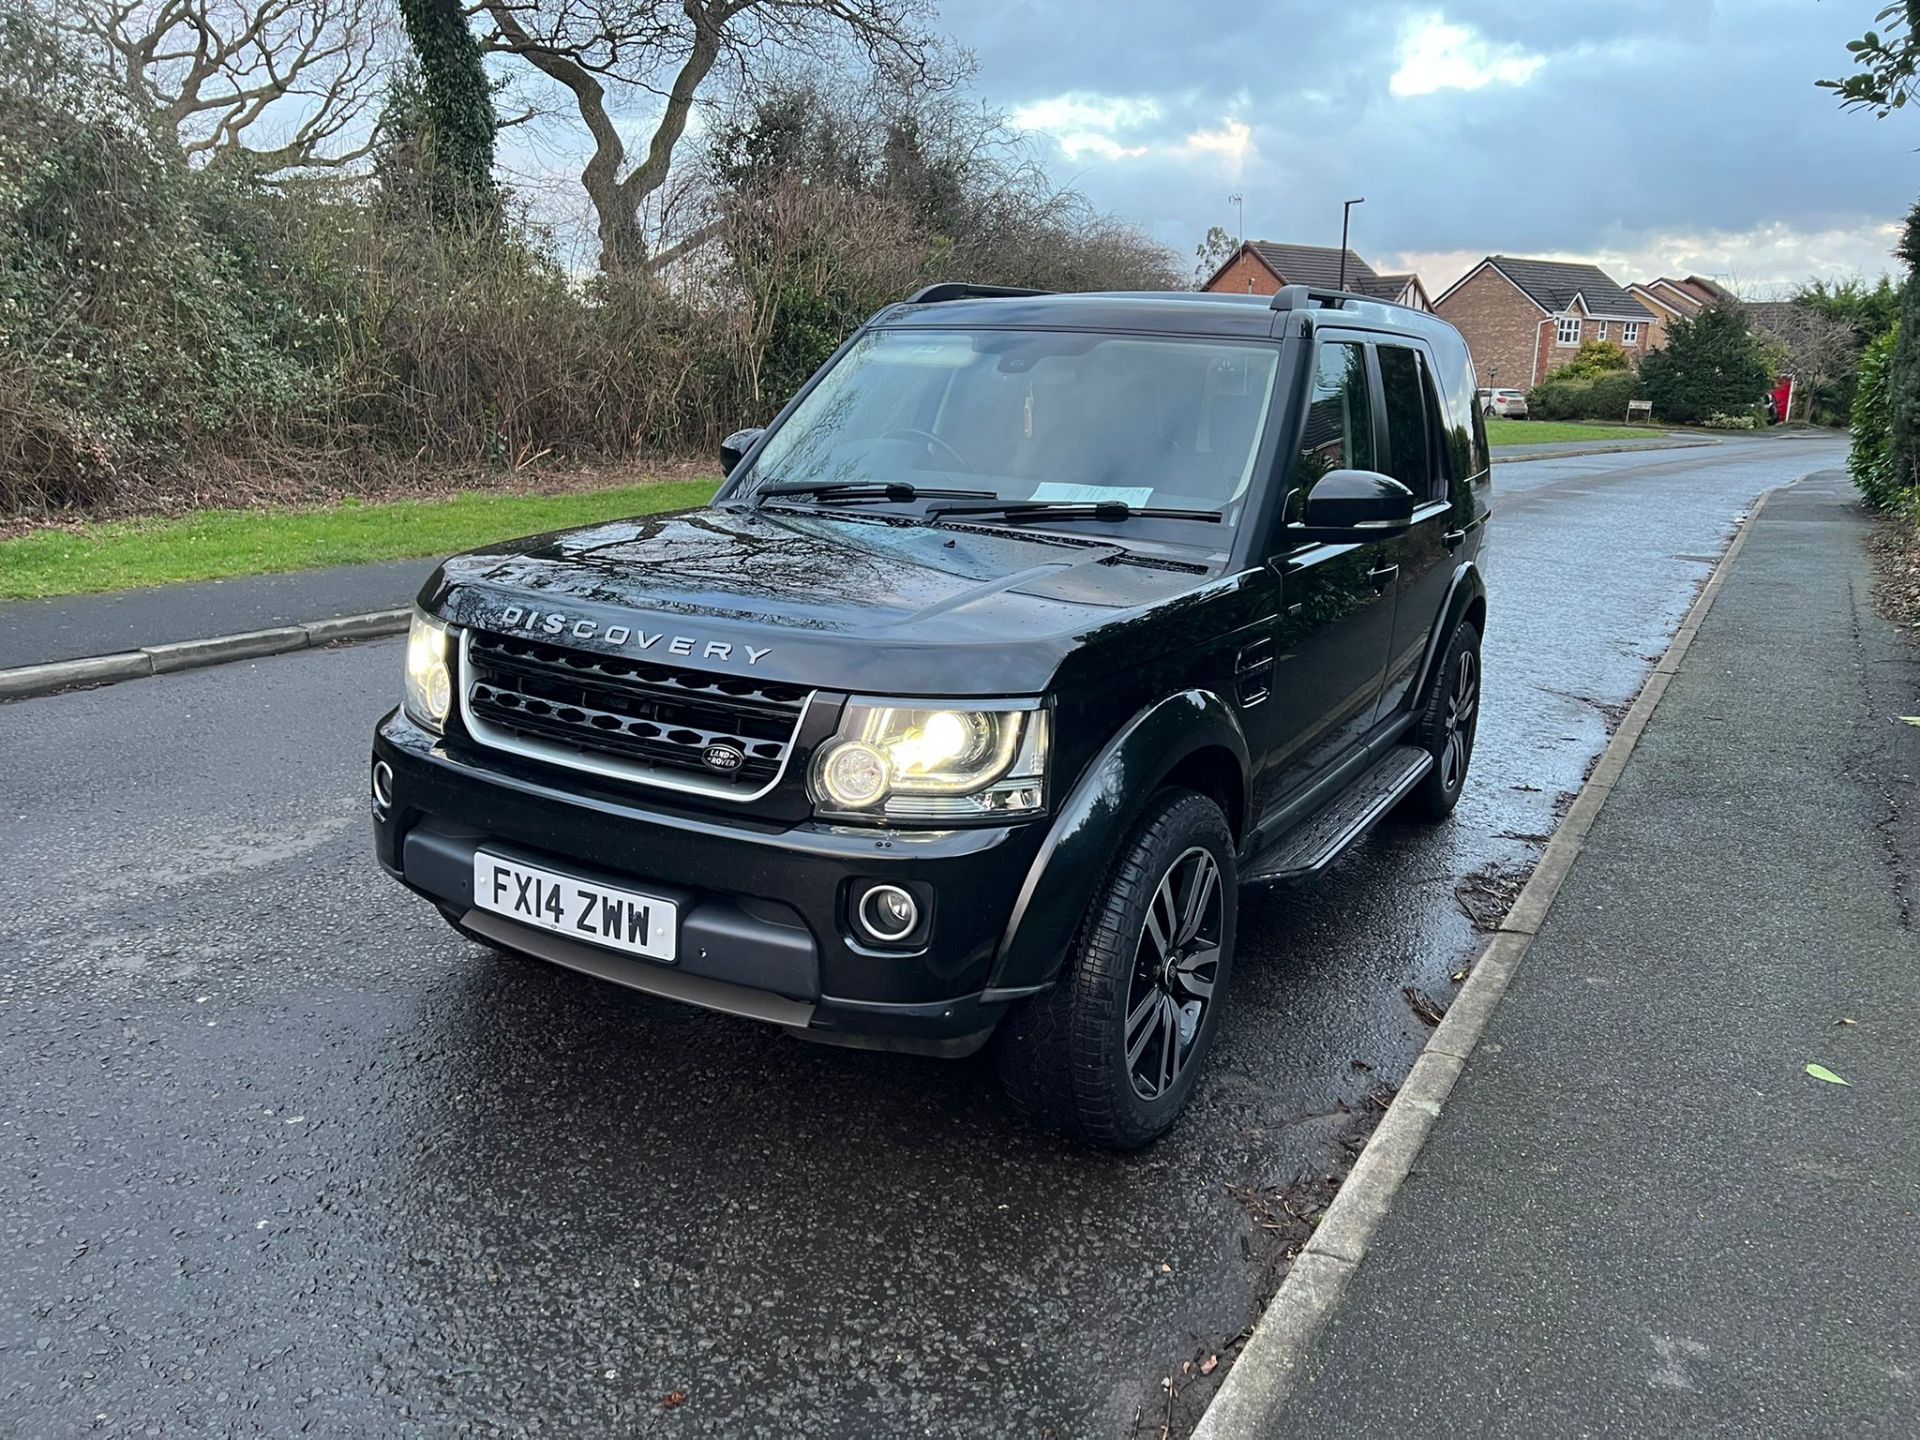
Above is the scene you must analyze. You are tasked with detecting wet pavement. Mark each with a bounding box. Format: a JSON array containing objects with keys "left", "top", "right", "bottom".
[{"left": 0, "top": 435, "right": 1846, "bottom": 1438}]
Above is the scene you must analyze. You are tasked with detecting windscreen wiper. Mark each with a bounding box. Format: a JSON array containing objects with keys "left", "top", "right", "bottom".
[
  {"left": 752, "top": 481, "right": 995, "bottom": 508},
  {"left": 925, "top": 500, "right": 1224, "bottom": 524}
]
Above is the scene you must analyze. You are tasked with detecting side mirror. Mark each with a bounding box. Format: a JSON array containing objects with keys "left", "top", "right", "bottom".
[
  {"left": 720, "top": 427, "right": 765, "bottom": 477},
  {"left": 1284, "top": 469, "right": 1415, "bottom": 546}
]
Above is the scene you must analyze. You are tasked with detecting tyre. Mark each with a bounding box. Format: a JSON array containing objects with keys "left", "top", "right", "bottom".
[
  {"left": 997, "top": 789, "right": 1238, "bottom": 1150},
  {"left": 1402, "top": 619, "right": 1481, "bottom": 821}
]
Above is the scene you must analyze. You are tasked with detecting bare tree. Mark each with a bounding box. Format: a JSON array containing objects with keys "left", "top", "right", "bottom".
[
  {"left": 473, "top": 0, "right": 936, "bottom": 271},
  {"left": 43, "top": 0, "right": 389, "bottom": 174},
  {"left": 1749, "top": 300, "right": 1862, "bottom": 420}
]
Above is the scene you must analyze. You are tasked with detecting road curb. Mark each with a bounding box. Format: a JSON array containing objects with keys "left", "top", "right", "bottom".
[
  {"left": 0, "top": 608, "right": 410, "bottom": 703},
  {"left": 1191, "top": 487, "right": 1777, "bottom": 1439},
  {"left": 1491, "top": 438, "right": 1716, "bottom": 466}
]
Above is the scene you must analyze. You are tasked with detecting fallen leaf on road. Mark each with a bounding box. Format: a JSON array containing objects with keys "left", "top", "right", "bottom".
[
  {"left": 1805, "top": 1064, "right": 1851, "bottom": 1086},
  {"left": 662, "top": 1390, "right": 688, "bottom": 1409},
  {"left": 1402, "top": 986, "right": 1446, "bottom": 1027},
  {"left": 1201, "top": 1354, "right": 1219, "bottom": 1376}
]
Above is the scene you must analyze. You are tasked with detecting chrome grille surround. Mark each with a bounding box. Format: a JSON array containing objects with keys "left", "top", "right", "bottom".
[{"left": 458, "top": 630, "right": 813, "bottom": 802}]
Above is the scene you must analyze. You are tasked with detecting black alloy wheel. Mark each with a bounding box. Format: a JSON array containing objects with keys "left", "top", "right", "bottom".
[
  {"left": 1403, "top": 619, "right": 1482, "bottom": 821},
  {"left": 1123, "top": 846, "right": 1225, "bottom": 1101},
  {"left": 997, "top": 789, "right": 1239, "bottom": 1150}
]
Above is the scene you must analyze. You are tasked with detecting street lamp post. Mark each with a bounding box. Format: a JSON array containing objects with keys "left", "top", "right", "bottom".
[{"left": 1338, "top": 197, "right": 1365, "bottom": 290}]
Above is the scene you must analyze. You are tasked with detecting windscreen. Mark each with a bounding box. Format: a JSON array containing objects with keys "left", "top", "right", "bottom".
[{"left": 742, "top": 328, "right": 1281, "bottom": 521}]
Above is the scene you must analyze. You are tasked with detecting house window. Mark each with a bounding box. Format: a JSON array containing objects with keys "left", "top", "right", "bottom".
[
  {"left": 1596, "top": 321, "right": 1610, "bottom": 341},
  {"left": 1622, "top": 322, "right": 1641, "bottom": 345},
  {"left": 1555, "top": 316, "right": 1582, "bottom": 346}
]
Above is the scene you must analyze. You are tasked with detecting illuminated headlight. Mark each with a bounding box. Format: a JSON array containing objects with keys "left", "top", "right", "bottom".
[
  {"left": 810, "top": 700, "right": 1049, "bottom": 822},
  {"left": 402, "top": 609, "right": 455, "bottom": 734}
]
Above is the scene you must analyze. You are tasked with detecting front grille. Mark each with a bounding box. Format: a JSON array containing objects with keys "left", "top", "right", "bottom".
[{"left": 461, "top": 631, "right": 809, "bottom": 797}]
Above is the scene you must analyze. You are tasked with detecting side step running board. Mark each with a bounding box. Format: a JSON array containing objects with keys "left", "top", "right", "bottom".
[{"left": 1244, "top": 743, "right": 1433, "bottom": 885}]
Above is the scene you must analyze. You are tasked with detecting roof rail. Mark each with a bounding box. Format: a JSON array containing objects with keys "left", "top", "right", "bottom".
[
  {"left": 905, "top": 282, "right": 1052, "bottom": 305},
  {"left": 1268, "top": 283, "right": 1360, "bottom": 313}
]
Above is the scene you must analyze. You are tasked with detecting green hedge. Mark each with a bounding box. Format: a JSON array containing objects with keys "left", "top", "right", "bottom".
[
  {"left": 1851, "top": 329, "right": 1902, "bottom": 509},
  {"left": 1526, "top": 370, "right": 1643, "bottom": 421}
]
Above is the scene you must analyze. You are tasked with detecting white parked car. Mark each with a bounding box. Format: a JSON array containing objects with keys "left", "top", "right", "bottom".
[{"left": 1478, "top": 388, "right": 1528, "bottom": 419}]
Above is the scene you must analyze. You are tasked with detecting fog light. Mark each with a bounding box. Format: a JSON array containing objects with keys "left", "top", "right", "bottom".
[
  {"left": 857, "top": 884, "right": 919, "bottom": 944},
  {"left": 371, "top": 759, "right": 394, "bottom": 813}
]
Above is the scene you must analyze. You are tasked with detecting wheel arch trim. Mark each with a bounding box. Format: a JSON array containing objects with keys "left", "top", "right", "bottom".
[
  {"left": 1409, "top": 561, "right": 1486, "bottom": 713},
  {"left": 988, "top": 690, "right": 1250, "bottom": 993}
]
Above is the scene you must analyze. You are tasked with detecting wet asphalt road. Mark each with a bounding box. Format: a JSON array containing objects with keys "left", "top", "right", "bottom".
[{"left": 0, "top": 434, "right": 1845, "bottom": 1438}]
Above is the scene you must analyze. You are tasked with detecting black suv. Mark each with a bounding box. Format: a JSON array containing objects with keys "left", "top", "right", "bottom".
[{"left": 371, "top": 283, "right": 1490, "bottom": 1148}]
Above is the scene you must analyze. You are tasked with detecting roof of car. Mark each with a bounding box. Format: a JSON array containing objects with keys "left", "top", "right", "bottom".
[{"left": 873, "top": 288, "right": 1461, "bottom": 345}]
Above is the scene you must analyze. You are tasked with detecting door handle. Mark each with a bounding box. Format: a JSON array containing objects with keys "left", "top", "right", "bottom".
[
  {"left": 1443, "top": 528, "right": 1468, "bottom": 552},
  {"left": 1367, "top": 563, "right": 1399, "bottom": 589}
]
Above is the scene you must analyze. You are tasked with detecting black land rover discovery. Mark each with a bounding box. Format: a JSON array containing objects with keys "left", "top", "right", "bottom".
[{"left": 371, "top": 282, "right": 1490, "bottom": 1149}]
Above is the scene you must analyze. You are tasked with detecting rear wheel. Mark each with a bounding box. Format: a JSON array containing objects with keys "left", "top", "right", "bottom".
[
  {"left": 997, "top": 789, "right": 1237, "bottom": 1150},
  {"left": 1402, "top": 620, "right": 1481, "bottom": 821}
]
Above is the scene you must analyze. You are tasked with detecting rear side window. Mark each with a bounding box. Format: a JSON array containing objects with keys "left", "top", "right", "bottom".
[
  {"left": 1425, "top": 334, "right": 1490, "bottom": 481},
  {"left": 1376, "top": 345, "right": 1434, "bottom": 500}
]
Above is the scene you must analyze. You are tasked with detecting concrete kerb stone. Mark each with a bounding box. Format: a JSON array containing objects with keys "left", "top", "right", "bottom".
[
  {"left": 1427, "top": 931, "right": 1530, "bottom": 1061},
  {"left": 144, "top": 625, "right": 311, "bottom": 674},
  {"left": 1492, "top": 439, "right": 1715, "bottom": 467},
  {"left": 0, "top": 651, "right": 153, "bottom": 701},
  {"left": 1189, "top": 485, "right": 1782, "bottom": 1440},
  {"left": 1195, "top": 1251, "right": 1358, "bottom": 1437},
  {"left": 1306, "top": 1050, "right": 1465, "bottom": 1266},
  {"left": 303, "top": 609, "right": 410, "bottom": 645},
  {"left": 0, "top": 608, "right": 412, "bottom": 703}
]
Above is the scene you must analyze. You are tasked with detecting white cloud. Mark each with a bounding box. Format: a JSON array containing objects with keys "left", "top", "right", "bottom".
[
  {"left": 1389, "top": 14, "right": 1546, "bottom": 98},
  {"left": 1010, "top": 93, "right": 1255, "bottom": 176},
  {"left": 1010, "top": 93, "right": 1161, "bottom": 160},
  {"left": 1183, "top": 120, "right": 1254, "bottom": 174}
]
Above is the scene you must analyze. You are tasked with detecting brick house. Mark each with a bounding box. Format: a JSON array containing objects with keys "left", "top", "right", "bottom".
[
  {"left": 1626, "top": 275, "right": 1737, "bottom": 350},
  {"left": 1201, "top": 241, "right": 1433, "bottom": 311},
  {"left": 1432, "top": 256, "right": 1658, "bottom": 391}
]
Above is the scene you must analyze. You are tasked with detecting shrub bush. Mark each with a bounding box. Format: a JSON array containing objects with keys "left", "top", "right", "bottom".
[
  {"left": 1554, "top": 339, "right": 1633, "bottom": 380},
  {"left": 1527, "top": 369, "right": 1642, "bottom": 421},
  {"left": 1640, "top": 303, "right": 1773, "bottom": 425},
  {"left": 1851, "top": 328, "right": 1903, "bottom": 509},
  {"left": 0, "top": 14, "right": 1182, "bottom": 520}
]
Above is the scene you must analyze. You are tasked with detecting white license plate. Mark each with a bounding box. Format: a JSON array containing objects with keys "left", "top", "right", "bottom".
[{"left": 471, "top": 852, "right": 677, "bottom": 962}]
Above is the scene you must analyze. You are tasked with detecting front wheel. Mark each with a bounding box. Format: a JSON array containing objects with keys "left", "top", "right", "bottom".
[
  {"left": 997, "top": 789, "right": 1238, "bottom": 1150},
  {"left": 1402, "top": 619, "right": 1481, "bottom": 820}
]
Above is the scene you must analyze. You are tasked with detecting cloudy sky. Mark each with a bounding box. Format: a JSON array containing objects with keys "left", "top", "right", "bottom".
[{"left": 945, "top": 0, "right": 1913, "bottom": 295}]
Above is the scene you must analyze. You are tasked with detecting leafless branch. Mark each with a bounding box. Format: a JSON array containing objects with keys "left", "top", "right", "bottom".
[
  {"left": 475, "top": 0, "right": 936, "bottom": 269},
  {"left": 36, "top": 0, "right": 392, "bottom": 176}
]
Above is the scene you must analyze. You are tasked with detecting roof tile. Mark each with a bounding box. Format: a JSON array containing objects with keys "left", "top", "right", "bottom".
[{"left": 1487, "top": 256, "right": 1654, "bottom": 321}]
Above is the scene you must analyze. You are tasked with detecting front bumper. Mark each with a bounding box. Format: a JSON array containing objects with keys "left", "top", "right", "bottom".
[{"left": 371, "top": 709, "right": 1053, "bottom": 1056}]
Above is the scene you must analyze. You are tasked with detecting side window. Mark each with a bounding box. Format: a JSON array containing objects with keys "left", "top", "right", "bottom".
[
  {"left": 1377, "top": 345, "right": 1437, "bottom": 501},
  {"left": 1295, "top": 340, "right": 1374, "bottom": 495}
]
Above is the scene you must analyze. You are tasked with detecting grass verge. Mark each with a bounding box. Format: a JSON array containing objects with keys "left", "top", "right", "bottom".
[
  {"left": 1486, "top": 419, "right": 1669, "bottom": 447},
  {"left": 0, "top": 480, "right": 719, "bottom": 601}
]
